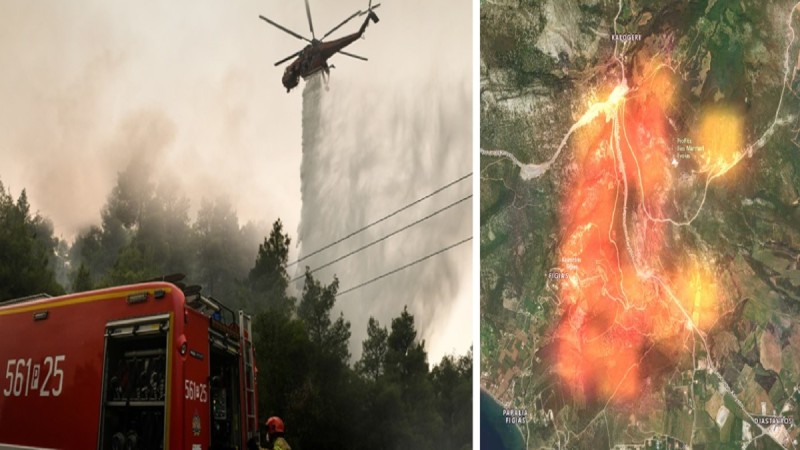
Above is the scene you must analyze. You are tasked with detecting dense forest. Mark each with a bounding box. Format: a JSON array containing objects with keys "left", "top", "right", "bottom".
[{"left": 0, "top": 169, "right": 472, "bottom": 450}]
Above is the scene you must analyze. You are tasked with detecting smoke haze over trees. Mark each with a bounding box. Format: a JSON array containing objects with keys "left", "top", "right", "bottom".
[{"left": 0, "top": 173, "right": 472, "bottom": 450}]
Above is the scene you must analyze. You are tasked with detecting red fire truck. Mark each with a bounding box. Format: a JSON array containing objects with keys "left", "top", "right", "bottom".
[{"left": 0, "top": 277, "right": 259, "bottom": 449}]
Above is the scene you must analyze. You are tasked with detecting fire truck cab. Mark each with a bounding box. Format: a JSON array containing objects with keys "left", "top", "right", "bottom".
[{"left": 0, "top": 279, "right": 259, "bottom": 450}]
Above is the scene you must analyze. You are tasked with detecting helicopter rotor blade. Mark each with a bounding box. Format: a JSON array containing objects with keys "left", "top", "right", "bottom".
[
  {"left": 274, "top": 50, "right": 302, "bottom": 66},
  {"left": 259, "top": 15, "right": 311, "bottom": 43},
  {"left": 356, "top": 4, "right": 381, "bottom": 17},
  {"left": 321, "top": 11, "right": 361, "bottom": 40},
  {"left": 338, "top": 50, "right": 368, "bottom": 61},
  {"left": 304, "top": 0, "right": 316, "bottom": 40}
]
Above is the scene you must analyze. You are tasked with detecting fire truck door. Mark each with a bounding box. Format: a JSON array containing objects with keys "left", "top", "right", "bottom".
[
  {"left": 208, "top": 331, "right": 242, "bottom": 450},
  {"left": 98, "top": 315, "right": 169, "bottom": 450}
]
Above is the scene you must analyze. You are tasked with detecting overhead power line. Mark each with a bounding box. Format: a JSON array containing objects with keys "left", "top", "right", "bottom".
[
  {"left": 292, "top": 194, "right": 472, "bottom": 281},
  {"left": 336, "top": 236, "right": 472, "bottom": 297},
  {"left": 288, "top": 172, "right": 472, "bottom": 267}
]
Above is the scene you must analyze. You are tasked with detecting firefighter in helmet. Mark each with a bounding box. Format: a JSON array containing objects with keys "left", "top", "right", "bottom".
[{"left": 265, "top": 416, "right": 291, "bottom": 450}]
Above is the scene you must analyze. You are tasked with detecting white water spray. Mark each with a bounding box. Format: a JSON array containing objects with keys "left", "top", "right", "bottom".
[{"left": 295, "top": 73, "right": 472, "bottom": 362}]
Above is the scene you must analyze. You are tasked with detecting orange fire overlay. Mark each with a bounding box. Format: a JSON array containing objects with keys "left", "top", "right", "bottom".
[{"left": 553, "top": 53, "right": 730, "bottom": 405}]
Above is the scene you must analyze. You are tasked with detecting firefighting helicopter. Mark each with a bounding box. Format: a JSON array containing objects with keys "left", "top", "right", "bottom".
[{"left": 259, "top": 0, "right": 381, "bottom": 92}]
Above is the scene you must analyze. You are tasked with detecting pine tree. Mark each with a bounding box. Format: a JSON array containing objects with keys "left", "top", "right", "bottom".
[
  {"left": 248, "top": 219, "right": 294, "bottom": 312},
  {"left": 71, "top": 263, "right": 93, "bottom": 293},
  {"left": 0, "top": 182, "right": 64, "bottom": 300},
  {"left": 355, "top": 317, "right": 388, "bottom": 381}
]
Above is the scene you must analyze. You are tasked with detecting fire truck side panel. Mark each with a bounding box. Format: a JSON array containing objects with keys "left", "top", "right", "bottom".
[
  {"left": 182, "top": 307, "right": 211, "bottom": 449},
  {"left": 0, "top": 283, "right": 184, "bottom": 450}
]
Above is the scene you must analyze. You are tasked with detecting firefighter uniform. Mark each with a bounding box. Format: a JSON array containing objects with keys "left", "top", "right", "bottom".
[
  {"left": 272, "top": 436, "right": 291, "bottom": 450},
  {"left": 265, "top": 416, "right": 291, "bottom": 450}
]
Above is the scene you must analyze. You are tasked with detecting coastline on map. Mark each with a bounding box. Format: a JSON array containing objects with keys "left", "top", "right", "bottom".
[{"left": 480, "top": 389, "right": 526, "bottom": 450}]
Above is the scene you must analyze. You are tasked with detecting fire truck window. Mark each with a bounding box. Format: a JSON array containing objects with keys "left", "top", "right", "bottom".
[
  {"left": 209, "top": 346, "right": 242, "bottom": 450},
  {"left": 100, "top": 330, "right": 167, "bottom": 450}
]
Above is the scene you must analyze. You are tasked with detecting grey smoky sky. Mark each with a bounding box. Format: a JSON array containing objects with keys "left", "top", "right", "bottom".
[{"left": 0, "top": 0, "right": 472, "bottom": 362}]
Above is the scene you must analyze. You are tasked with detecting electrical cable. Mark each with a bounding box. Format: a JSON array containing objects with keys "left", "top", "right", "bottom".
[
  {"left": 288, "top": 172, "right": 472, "bottom": 267},
  {"left": 335, "top": 236, "right": 472, "bottom": 297},
  {"left": 292, "top": 194, "right": 471, "bottom": 281}
]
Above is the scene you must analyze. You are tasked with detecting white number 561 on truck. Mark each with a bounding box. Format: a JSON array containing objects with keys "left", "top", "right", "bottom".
[{"left": 0, "top": 278, "right": 259, "bottom": 450}]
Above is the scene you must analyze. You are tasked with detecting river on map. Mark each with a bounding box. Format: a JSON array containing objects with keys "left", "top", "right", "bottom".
[{"left": 480, "top": 390, "right": 525, "bottom": 450}]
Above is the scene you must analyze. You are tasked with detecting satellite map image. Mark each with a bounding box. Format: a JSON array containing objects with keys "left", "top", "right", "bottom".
[{"left": 480, "top": 0, "right": 800, "bottom": 448}]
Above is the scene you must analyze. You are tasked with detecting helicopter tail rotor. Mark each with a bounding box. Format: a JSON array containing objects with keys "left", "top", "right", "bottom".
[
  {"left": 367, "top": 1, "right": 381, "bottom": 19},
  {"left": 368, "top": 10, "right": 380, "bottom": 23},
  {"left": 320, "top": 2, "right": 381, "bottom": 40},
  {"left": 364, "top": 2, "right": 380, "bottom": 25}
]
